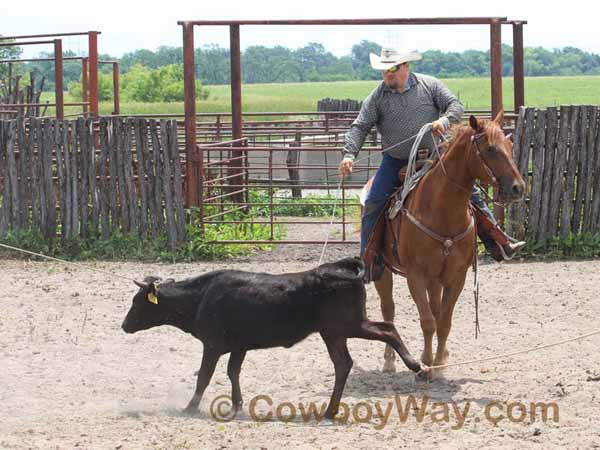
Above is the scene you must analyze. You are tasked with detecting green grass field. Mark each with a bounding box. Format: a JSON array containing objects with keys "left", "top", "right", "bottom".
[{"left": 52, "top": 75, "right": 600, "bottom": 117}]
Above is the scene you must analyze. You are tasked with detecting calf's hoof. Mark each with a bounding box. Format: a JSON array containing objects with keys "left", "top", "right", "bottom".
[
  {"left": 232, "top": 401, "right": 243, "bottom": 414},
  {"left": 324, "top": 407, "right": 337, "bottom": 420},
  {"left": 415, "top": 364, "right": 433, "bottom": 382},
  {"left": 183, "top": 405, "right": 200, "bottom": 416}
]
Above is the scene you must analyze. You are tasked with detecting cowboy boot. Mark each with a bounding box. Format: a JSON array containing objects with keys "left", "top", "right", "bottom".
[
  {"left": 473, "top": 206, "right": 526, "bottom": 261},
  {"left": 362, "top": 245, "right": 386, "bottom": 283},
  {"left": 498, "top": 236, "right": 527, "bottom": 260}
]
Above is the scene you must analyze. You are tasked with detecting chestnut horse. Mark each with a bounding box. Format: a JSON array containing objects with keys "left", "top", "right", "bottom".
[{"left": 372, "top": 112, "right": 525, "bottom": 377}]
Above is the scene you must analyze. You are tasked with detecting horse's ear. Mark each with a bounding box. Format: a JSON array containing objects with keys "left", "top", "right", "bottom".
[
  {"left": 469, "top": 115, "right": 479, "bottom": 132},
  {"left": 493, "top": 109, "right": 504, "bottom": 125}
]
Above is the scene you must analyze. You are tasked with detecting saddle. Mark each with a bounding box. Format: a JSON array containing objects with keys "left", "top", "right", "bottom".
[{"left": 362, "top": 149, "right": 430, "bottom": 280}]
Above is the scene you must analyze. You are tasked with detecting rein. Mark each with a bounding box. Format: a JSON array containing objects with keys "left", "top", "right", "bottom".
[{"left": 437, "top": 131, "right": 498, "bottom": 195}]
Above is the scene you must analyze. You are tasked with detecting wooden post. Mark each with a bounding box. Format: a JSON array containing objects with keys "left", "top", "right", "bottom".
[{"left": 561, "top": 106, "right": 580, "bottom": 237}]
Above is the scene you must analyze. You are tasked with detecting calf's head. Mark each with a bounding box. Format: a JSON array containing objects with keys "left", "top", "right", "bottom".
[{"left": 122, "top": 276, "right": 167, "bottom": 333}]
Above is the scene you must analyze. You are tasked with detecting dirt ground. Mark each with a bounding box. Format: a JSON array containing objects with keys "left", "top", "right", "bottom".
[{"left": 1, "top": 222, "right": 600, "bottom": 449}]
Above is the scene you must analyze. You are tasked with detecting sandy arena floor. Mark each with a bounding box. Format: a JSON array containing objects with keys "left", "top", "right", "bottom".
[{"left": 1, "top": 225, "right": 600, "bottom": 449}]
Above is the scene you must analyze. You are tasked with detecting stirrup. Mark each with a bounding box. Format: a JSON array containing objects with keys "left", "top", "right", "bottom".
[
  {"left": 362, "top": 254, "right": 385, "bottom": 283},
  {"left": 498, "top": 240, "right": 526, "bottom": 260}
]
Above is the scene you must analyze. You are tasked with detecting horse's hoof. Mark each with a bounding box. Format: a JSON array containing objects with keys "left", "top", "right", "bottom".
[{"left": 382, "top": 360, "right": 396, "bottom": 373}]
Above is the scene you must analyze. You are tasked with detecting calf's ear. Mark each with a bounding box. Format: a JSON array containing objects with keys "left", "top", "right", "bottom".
[
  {"left": 134, "top": 280, "right": 149, "bottom": 290},
  {"left": 133, "top": 279, "right": 159, "bottom": 305}
]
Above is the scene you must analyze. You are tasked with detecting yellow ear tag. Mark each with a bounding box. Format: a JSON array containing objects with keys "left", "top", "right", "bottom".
[{"left": 147, "top": 293, "right": 159, "bottom": 305}]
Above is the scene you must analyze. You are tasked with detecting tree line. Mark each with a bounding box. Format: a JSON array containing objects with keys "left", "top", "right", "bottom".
[
  {"left": 120, "top": 40, "right": 600, "bottom": 83},
  {"left": 2, "top": 37, "right": 600, "bottom": 101}
]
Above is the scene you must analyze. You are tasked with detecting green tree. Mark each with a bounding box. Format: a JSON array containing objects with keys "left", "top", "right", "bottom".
[
  {"left": 196, "top": 44, "right": 230, "bottom": 85},
  {"left": 351, "top": 40, "right": 381, "bottom": 80},
  {"left": 120, "top": 64, "right": 208, "bottom": 102},
  {"left": 0, "top": 37, "right": 22, "bottom": 82},
  {"left": 292, "top": 43, "right": 338, "bottom": 82},
  {"left": 120, "top": 49, "right": 159, "bottom": 71},
  {"left": 242, "top": 45, "right": 300, "bottom": 83},
  {"left": 68, "top": 72, "right": 114, "bottom": 101}
]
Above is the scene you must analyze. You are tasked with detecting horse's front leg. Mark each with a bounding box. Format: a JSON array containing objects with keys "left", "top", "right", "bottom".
[
  {"left": 434, "top": 272, "right": 467, "bottom": 376},
  {"left": 374, "top": 268, "right": 395, "bottom": 372},
  {"left": 407, "top": 271, "right": 436, "bottom": 376}
]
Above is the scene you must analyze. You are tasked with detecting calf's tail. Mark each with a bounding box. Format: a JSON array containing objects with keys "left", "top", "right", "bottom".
[{"left": 319, "top": 257, "right": 365, "bottom": 283}]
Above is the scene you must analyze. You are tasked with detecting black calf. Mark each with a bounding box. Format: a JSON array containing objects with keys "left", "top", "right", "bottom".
[{"left": 122, "top": 257, "right": 426, "bottom": 418}]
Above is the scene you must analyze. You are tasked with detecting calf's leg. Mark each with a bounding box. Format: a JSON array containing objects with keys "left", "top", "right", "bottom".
[
  {"left": 321, "top": 334, "right": 353, "bottom": 419},
  {"left": 185, "top": 347, "right": 221, "bottom": 414},
  {"left": 355, "top": 321, "right": 426, "bottom": 375},
  {"left": 228, "top": 351, "right": 246, "bottom": 411}
]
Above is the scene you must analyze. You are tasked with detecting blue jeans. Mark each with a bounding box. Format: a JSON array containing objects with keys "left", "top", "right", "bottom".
[
  {"left": 360, "top": 154, "right": 496, "bottom": 256},
  {"left": 361, "top": 154, "right": 408, "bottom": 256}
]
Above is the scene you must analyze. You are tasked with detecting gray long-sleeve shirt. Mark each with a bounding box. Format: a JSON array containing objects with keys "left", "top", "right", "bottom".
[{"left": 343, "top": 72, "right": 464, "bottom": 160}]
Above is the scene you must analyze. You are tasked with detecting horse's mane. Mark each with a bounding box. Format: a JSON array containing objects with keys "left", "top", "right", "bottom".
[
  {"left": 432, "top": 118, "right": 505, "bottom": 165},
  {"left": 425, "top": 123, "right": 472, "bottom": 168}
]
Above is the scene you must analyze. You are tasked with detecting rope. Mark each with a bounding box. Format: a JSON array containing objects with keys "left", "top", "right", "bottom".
[
  {"left": 428, "top": 328, "right": 600, "bottom": 370},
  {"left": 0, "top": 242, "right": 137, "bottom": 282},
  {"left": 400, "top": 123, "right": 434, "bottom": 203},
  {"left": 351, "top": 131, "right": 424, "bottom": 167},
  {"left": 3, "top": 240, "right": 598, "bottom": 373},
  {"left": 319, "top": 129, "right": 433, "bottom": 262},
  {"left": 318, "top": 130, "right": 425, "bottom": 263},
  {"left": 318, "top": 177, "right": 344, "bottom": 265}
]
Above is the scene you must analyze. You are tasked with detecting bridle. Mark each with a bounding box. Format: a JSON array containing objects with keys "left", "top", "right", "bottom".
[
  {"left": 437, "top": 129, "right": 510, "bottom": 209},
  {"left": 470, "top": 131, "right": 499, "bottom": 185}
]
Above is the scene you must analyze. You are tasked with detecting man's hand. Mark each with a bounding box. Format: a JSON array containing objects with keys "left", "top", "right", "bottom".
[
  {"left": 339, "top": 157, "right": 354, "bottom": 178},
  {"left": 431, "top": 119, "right": 446, "bottom": 137}
]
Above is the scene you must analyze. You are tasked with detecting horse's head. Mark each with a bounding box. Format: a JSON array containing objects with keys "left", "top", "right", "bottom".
[{"left": 467, "top": 111, "right": 525, "bottom": 204}]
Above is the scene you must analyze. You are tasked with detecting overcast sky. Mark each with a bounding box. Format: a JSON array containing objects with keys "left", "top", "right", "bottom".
[{"left": 2, "top": 0, "right": 599, "bottom": 59}]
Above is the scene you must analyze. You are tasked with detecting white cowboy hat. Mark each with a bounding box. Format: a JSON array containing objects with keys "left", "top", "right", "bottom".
[{"left": 369, "top": 47, "right": 422, "bottom": 70}]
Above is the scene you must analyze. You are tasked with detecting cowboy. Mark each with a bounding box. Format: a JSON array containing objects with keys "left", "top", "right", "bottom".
[{"left": 338, "top": 47, "right": 526, "bottom": 282}]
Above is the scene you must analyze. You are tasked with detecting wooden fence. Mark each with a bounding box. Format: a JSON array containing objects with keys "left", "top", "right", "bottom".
[
  {"left": 2, "top": 107, "right": 600, "bottom": 251},
  {"left": 0, "top": 117, "right": 186, "bottom": 248},
  {"left": 317, "top": 98, "right": 362, "bottom": 112},
  {"left": 507, "top": 106, "right": 600, "bottom": 242}
]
